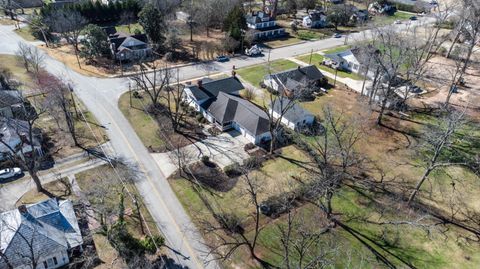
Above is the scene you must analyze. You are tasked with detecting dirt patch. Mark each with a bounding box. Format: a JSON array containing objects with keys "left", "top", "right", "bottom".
[{"left": 418, "top": 55, "right": 480, "bottom": 120}]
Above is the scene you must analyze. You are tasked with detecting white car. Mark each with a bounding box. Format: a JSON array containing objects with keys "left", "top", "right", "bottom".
[
  {"left": 0, "top": 167, "right": 23, "bottom": 180},
  {"left": 394, "top": 20, "right": 402, "bottom": 24}
]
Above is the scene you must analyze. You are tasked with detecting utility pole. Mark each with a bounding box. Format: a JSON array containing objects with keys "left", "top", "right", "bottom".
[{"left": 308, "top": 48, "right": 313, "bottom": 65}]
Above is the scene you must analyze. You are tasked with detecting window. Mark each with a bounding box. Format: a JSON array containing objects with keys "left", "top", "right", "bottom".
[
  {"left": 44, "top": 261, "right": 48, "bottom": 269},
  {"left": 47, "top": 258, "right": 55, "bottom": 267},
  {"left": 53, "top": 257, "right": 58, "bottom": 265}
]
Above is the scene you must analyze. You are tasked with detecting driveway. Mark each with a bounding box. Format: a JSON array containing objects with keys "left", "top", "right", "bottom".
[{"left": 151, "top": 130, "right": 251, "bottom": 178}]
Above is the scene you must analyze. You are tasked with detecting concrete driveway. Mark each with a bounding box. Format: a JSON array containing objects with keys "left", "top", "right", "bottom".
[{"left": 151, "top": 130, "right": 250, "bottom": 178}]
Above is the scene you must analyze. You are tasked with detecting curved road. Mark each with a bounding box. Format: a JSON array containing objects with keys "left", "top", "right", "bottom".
[{"left": 0, "top": 16, "right": 431, "bottom": 268}]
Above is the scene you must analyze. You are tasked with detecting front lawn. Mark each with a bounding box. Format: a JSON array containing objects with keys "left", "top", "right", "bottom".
[
  {"left": 296, "top": 53, "right": 364, "bottom": 80},
  {"left": 236, "top": 59, "right": 298, "bottom": 87},
  {"left": 115, "top": 23, "right": 143, "bottom": 34},
  {"left": 373, "top": 11, "right": 413, "bottom": 25}
]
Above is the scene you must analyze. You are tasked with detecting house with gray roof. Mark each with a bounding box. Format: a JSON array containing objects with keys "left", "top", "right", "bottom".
[
  {"left": 0, "top": 117, "right": 43, "bottom": 161},
  {"left": 104, "top": 27, "right": 152, "bottom": 61},
  {"left": 269, "top": 97, "right": 314, "bottom": 131},
  {"left": 0, "top": 90, "right": 26, "bottom": 119},
  {"left": 184, "top": 77, "right": 271, "bottom": 145},
  {"left": 0, "top": 198, "right": 83, "bottom": 269},
  {"left": 263, "top": 65, "right": 325, "bottom": 93}
]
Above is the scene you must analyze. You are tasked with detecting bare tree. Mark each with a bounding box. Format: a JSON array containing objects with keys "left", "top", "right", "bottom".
[
  {"left": 0, "top": 95, "right": 48, "bottom": 193},
  {"left": 131, "top": 63, "right": 171, "bottom": 112},
  {"left": 16, "top": 42, "right": 32, "bottom": 73},
  {"left": 408, "top": 109, "right": 466, "bottom": 204},
  {"left": 28, "top": 47, "right": 45, "bottom": 75},
  {"left": 161, "top": 68, "right": 190, "bottom": 132}
]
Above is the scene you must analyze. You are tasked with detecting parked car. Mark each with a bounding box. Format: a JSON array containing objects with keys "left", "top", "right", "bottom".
[
  {"left": 0, "top": 167, "right": 23, "bottom": 180},
  {"left": 333, "top": 33, "right": 342, "bottom": 38},
  {"left": 409, "top": 16, "right": 417, "bottom": 21},
  {"left": 216, "top": 55, "right": 229, "bottom": 62},
  {"left": 245, "top": 45, "right": 263, "bottom": 56},
  {"left": 394, "top": 20, "right": 402, "bottom": 24}
]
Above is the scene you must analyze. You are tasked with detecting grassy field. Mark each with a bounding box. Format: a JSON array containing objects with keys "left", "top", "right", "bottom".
[
  {"left": 322, "top": 45, "right": 352, "bottom": 55},
  {"left": 14, "top": 26, "right": 36, "bottom": 41},
  {"left": 16, "top": 178, "right": 76, "bottom": 206},
  {"left": 296, "top": 53, "right": 364, "bottom": 80},
  {"left": 236, "top": 59, "right": 298, "bottom": 87},
  {"left": 262, "top": 36, "right": 303, "bottom": 48},
  {"left": 118, "top": 91, "right": 165, "bottom": 150}
]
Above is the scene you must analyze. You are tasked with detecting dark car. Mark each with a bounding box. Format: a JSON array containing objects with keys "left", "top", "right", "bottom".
[
  {"left": 409, "top": 16, "right": 417, "bottom": 21},
  {"left": 216, "top": 55, "right": 229, "bottom": 62}
]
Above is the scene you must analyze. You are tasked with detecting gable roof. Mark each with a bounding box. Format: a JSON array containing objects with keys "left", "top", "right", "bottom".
[
  {"left": 205, "top": 92, "right": 269, "bottom": 136},
  {"left": 270, "top": 97, "right": 313, "bottom": 123},
  {"left": 0, "top": 199, "right": 83, "bottom": 268},
  {"left": 186, "top": 77, "right": 244, "bottom": 101},
  {"left": 265, "top": 65, "right": 324, "bottom": 90}
]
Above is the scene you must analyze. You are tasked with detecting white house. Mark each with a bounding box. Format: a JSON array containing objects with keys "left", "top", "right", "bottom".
[
  {"left": 0, "top": 198, "right": 83, "bottom": 269},
  {"left": 246, "top": 11, "right": 286, "bottom": 40},
  {"left": 302, "top": 11, "right": 328, "bottom": 28},
  {"left": 269, "top": 98, "right": 315, "bottom": 131},
  {"left": 324, "top": 49, "right": 362, "bottom": 74},
  {"left": 184, "top": 77, "right": 271, "bottom": 145}
]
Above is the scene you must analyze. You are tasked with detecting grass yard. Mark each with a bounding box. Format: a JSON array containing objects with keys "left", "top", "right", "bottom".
[
  {"left": 115, "top": 23, "right": 143, "bottom": 34},
  {"left": 321, "top": 45, "right": 352, "bottom": 55},
  {"left": 14, "top": 26, "right": 36, "bottom": 41},
  {"left": 373, "top": 11, "right": 413, "bottom": 25},
  {"left": 0, "top": 54, "right": 36, "bottom": 90},
  {"left": 296, "top": 53, "right": 364, "bottom": 80},
  {"left": 262, "top": 36, "right": 303, "bottom": 48},
  {"left": 118, "top": 91, "right": 165, "bottom": 151},
  {"left": 236, "top": 59, "right": 298, "bottom": 87}
]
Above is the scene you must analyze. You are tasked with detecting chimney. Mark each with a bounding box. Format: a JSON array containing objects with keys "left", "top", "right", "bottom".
[
  {"left": 18, "top": 205, "right": 28, "bottom": 214},
  {"left": 197, "top": 79, "right": 203, "bottom": 88}
]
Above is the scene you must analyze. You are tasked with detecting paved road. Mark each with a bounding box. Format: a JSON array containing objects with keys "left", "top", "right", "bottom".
[{"left": 0, "top": 16, "right": 433, "bottom": 269}]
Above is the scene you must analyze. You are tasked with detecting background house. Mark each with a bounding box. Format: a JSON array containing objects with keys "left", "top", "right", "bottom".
[
  {"left": 103, "top": 27, "right": 152, "bottom": 61},
  {"left": 0, "top": 117, "right": 43, "bottom": 161},
  {"left": 302, "top": 11, "right": 328, "bottom": 28},
  {"left": 0, "top": 198, "right": 83, "bottom": 269},
  {"left": 263, "top": 65, "right": 324, "bottom": 93},
  {"left": 269, "top": 98, "right": 314, "bottom": 131},
  {"left": 184, "top": 77, "right": 271, "bottom": 144},
  {"left": 246, "top": 11, "right": 286, "bottom": 40}
]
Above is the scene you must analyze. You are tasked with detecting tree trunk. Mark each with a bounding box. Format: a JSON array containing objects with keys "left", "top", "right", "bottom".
[
  {"left": 408, "top": 167, "right": 433, "bottom": 204},
  {"left": 446, "top": 31, "right": 461, "bottom": 58},
  {"left": 29, "top": 169, "right": 45, "bottom": 193}
]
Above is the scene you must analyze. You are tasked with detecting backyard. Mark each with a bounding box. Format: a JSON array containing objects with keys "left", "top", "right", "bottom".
[
  {"left": 167, "top": 83, "right": 480, "bottom": 268},
  {"left": 236, "top": 59, "right": 298, "bottom": 87}
]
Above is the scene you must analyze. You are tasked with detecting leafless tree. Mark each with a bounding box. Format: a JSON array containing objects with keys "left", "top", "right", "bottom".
[
  {"left": 161, "top": 68, "right": 190, "bottom": 132},
  {"left": 242, "top": 85, "right": 256, "bottom": 101},
  {"left": 201, "top": 169, "right": 275, "bottom": 268},
  {"left": 16, "top": 42, "right": 32, "bottom": 73},
  {"left": 40, "top": 73, "right": 81, "bottom": 148},
  {"left": 0, "top": 94, "right": 48, "bottom": 193},
  {"left": 408, "top": 108, "right": 467, "bottom": 204},
  {"left": 131, "top": 62, "right": 172, "bottom": 112}
]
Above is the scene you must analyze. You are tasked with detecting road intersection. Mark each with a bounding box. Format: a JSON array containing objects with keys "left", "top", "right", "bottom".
[{"left": 0, "top": 16, "right": 431, "bottom": 268}]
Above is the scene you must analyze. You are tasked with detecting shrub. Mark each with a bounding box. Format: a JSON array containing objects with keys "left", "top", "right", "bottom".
[
  {"left": 244, "top": 143, "right": 256, "bottom": 151},
  {"left": 243, "top": 156, "right": 262, "bottom": 169},
  {"left": 224, "top": 163, "right": 242, "bottom": 177},
  {"left": 140, "top": 235, "right": 165, "bottom": 254},
  {"left": 214, "top": 212, "right": 244, "bottom": 234},
  {"left": 196, "top": 113, "right": 204, "bottom": 121},
  {"left": 201, "top": 155, "right": 210, "bottom": 164},
  {"left": 260, "top": 192, "right": 296, "bottom": 218}
]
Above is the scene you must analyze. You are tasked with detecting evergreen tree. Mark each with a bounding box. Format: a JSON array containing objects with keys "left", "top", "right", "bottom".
[
  {"left": 223, "top": 5, "right": 247, "bottom": 41},
  {"left": 138, "top": 3, "right": 166, "bottom": 50},
  {"left": 80, "top": 24, "right": 110, "bottom": 60}
]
